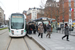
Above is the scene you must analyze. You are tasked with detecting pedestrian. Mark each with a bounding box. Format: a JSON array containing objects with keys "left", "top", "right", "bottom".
[
  {"left": 44, "top": 24, "right": 47, "bottom": 33},
  {"left": 34, "top": 24, "right": 36, "bottom": 34},
  {"left": 46, "top": 21, "right": 52, "bottom": 38},
  {"left": 28, "top": 23, "right": 32, "bottom": 34},
  {"left": 36, "top": 24, "right": 38, "bottom": 32},
  {"left": 25, "top": 23, "right": 29, "bottom": 34},
  {"left": 72, "top": 25, "right": 74, "bottom": 30},
  {"left": 31, "top": 23, "right": 34, "bottom": 34},
  {"left": 62, "top": 23, "right": 69, "bottom": 41},
  {"left": 38, "top": 23, "right": 44, "bottom": 38},
  {"left": 32, "top": 23, "right": 36, "bottom": 34}
]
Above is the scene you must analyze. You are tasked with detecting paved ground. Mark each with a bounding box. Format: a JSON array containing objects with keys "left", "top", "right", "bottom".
[
  {"left": 55, "top": 28, "right": 75, "bottom": 36},
  {"left": 8, "top": 38, "right": 28, "bottom": 50},
  {"left": 0, "top": 29, "right": 8, "bottom": 35},
  {"left": 70, "top": 29, "right": 75, "bottom": 36},
  {"left": 29, "top": 32, "right": 75, "bottom": 50},
  {"left": 0, "top": 28, "right": 75, "bottom": 50},
  {"left": 0, "top": 29, "right": 43, "bottom": 50},
  {"left": 0, "top": 29, "right": 11, "bottom": 50}
]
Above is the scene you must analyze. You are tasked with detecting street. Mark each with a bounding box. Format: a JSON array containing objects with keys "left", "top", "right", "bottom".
[
  {"left": 0, "top": 29, "right": 75, "bottom": 50},
  {"left": 0, "top": 29, "right": 42, "bottom": 50},
  {"left": 0, "top": 0, "right": 75, "bottom": 50}
]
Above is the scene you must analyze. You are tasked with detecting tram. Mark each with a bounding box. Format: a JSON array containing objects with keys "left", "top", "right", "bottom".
[{"left": 9, "top": 13, "right": 26, "bottom": 37}]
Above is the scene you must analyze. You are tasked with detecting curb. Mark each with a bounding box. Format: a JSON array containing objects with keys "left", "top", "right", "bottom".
[{"left": 27, "top": 35, "right": 45, "bottom": 50}]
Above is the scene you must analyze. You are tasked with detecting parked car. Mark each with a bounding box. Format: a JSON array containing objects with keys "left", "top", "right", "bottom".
[
  {"left": 0, "top": 25, "right": 7, "bottom": 28},
  {"left": 0, "top": 26, "right": 2, "bottom": 28},
  {"left": 5, "top": 25, "right": 8, "bottom": 27}
]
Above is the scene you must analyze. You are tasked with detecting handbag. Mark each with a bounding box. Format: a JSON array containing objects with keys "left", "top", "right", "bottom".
[
  {"left": 69, "top": 28, "right": 73, "bottom": 31},
  {"left": 30, "top": 28, "right": 32, "bottom": 30},
  {"left": 38, "top": 28, "right": 39, "bottom": 30}
]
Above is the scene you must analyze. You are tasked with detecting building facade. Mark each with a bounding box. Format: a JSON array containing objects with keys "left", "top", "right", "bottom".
[
  {"left": 57, "top": 0, "right": 75, "bottom": 26},
  {"left": 26, "top": 7, "right": 42, "bottom": 22},
  {"left": 45, "top": 0, "right": 75, "bottom": 24},
  {"left": 0, "top": 7, "right": 4, "bottom": 26}
]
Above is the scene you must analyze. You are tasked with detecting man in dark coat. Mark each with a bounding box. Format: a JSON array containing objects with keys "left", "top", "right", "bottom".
[
  {"left": 46, "top": 22, "right": 52, "bottom": 38},
  {"left": 25, "top": 24, "right": 29, "bottom": 34},
  {"left": 44, "top": 24, "right": 47, "bottom": 33},
  {"left": 31, "top": 23, "right": 36, "bottom": 34},
  {"left": 62, "top": 23, "right": 69, "bottom": 41},
  {"left": 28, "top": 24, "right": 32, "bottom": 34}
]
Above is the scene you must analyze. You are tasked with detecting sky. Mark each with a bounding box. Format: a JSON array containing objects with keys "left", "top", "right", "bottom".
[{"left": 0, "top": 0, "right": 59, "bottom": 20}]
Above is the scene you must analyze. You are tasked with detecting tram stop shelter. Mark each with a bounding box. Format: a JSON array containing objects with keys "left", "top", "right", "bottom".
[
  {"left": 33, "top": 17, "right": 55, "bottom": 24},
  {"left": 33, "top": 17, "right": 50, "bottom": 22}
]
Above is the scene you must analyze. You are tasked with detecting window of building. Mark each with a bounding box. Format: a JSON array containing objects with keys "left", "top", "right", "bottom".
[
  {"left": 74, "top": 0, "right": 75, "bottom": 2},
  {"left": 74, "top": 3, "right": 75, "bottom": 7},
  {"left": 69, "top": 4, "right": 71, "bottom": 7},
  {"left": 74, "top": 8, "right": 75, "bottom": 12},
  {"left": 69, "top": 13, "right": 71, "bottom": 17},
  {"left": 69, "top": 0, "right": 71, "bottom": 3},
  {"left": 74, "top": 13, "right": 75, "bottom": 16},
  {"left": 69, "top": 13, "right": 71, "bottom": 19},
  {"left": 69, "top": 16, "right": 71, "bottom": 19},
  {"left": 69, "top": 9, "right": 71, "bottom": 12}
]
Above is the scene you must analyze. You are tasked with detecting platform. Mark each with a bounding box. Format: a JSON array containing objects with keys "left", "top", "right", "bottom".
[{"left": 28, "top": 32, "right": 75, "bottom": 50}]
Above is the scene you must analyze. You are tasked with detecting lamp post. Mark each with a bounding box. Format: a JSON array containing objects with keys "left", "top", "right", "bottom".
[
  {"left": 62, "top": 0, "right": 64, "bottom": 24},
  {"left": 61, "top": 0, "right": 64, "bottom": 34}
]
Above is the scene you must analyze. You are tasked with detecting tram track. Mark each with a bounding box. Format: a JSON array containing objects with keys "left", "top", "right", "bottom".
[
  {"left": 6, "top": 37, "right": 31, "bottom": 50},
  {"left": 6, "top": 36, "right": 43, "bottom": 50},
  {"left": 6, "top": 37, "right": 29, "bottom": 50},
  {"left": 23, "top": 37, "right": 31, "bottom": 50},
  {"left": 6, "top": 38, "right": 12, "bottom": 50}
]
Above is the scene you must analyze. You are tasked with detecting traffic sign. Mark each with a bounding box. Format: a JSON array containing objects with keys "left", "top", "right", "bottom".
[{"left": 69, "top": 19, "right": 72, "bottom": 25}]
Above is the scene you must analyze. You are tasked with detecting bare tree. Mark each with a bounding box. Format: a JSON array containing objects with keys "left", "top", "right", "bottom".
[
  {"left": 38, "top": 0, "right": 46, "bottom": 18},
  {"left": 39, "top": 0, "right": 68, "bottom": 26},
  {"left": 43, "top": 0, "right": 68, "bottom": 28}
]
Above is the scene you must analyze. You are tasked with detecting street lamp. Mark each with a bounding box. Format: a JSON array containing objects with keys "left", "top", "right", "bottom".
[{"left": 62, "top": 0, "right": 64, "bottom": 24}]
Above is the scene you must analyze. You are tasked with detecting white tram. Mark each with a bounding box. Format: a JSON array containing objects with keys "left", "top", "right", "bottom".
[{"left": 9, "top": 13, "right": 26, "bottom": 37}]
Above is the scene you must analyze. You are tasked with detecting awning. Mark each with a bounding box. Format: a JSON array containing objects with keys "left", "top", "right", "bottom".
[
  {"left": 33, "top": 17, "right": 50, "bottom": 22},
  {"left": 33, "top": 17, "right": 55, "bottom": 22}
]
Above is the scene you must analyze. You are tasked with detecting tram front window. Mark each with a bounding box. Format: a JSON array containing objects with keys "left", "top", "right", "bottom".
[{"left": 11, "top": 15, "right": 24, "bottom": 29}]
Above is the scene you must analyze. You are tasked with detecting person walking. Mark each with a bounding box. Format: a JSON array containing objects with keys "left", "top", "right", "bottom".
[
  {"left": 36, "top": 24, "right": 38, "bottom": 32},
  {"left": 25, "top": 23, "right": 29, "bottom": 34},
  {"left": 38, "top": 23, "right": 44, "bottom": 38},
  {"left": 44, "top": 24, "right": 47, "bottom": 33},
  {"left": 28, "top": 23, "right": 32, "bottom": 34},
  {"left": 46, "top": 22, "right": 52, "bottom": 38},
  {"left": 62, "top": 23, "right": 69, "bottom": 41},
  {"left": 34, "top": 24, "right": 36, "bottom": 34}
]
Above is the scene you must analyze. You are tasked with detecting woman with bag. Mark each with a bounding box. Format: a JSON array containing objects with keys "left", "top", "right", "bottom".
[
  {"left": 46, "top": 22, "right": 52, "bottom": 38},
  {"left": 38, "top": 23, "right": 44, "bottom": 38}
]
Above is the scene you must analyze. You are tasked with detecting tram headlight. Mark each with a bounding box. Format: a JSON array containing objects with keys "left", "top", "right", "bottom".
[
  {"left": 21, "top": 30, "right": 24, "bottom": 34},
  {"left": 11, "top": 30, "right": 14, "bottom": 35}
]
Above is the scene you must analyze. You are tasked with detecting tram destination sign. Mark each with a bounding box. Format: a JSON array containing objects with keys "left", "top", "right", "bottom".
[{"left": 12, "top": 16, "right": 23, "bottom": 18}]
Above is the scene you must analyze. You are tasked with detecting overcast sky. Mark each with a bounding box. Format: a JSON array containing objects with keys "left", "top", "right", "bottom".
[{"left": 0, "top": 0, "right": 59, "bottom": 20}]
